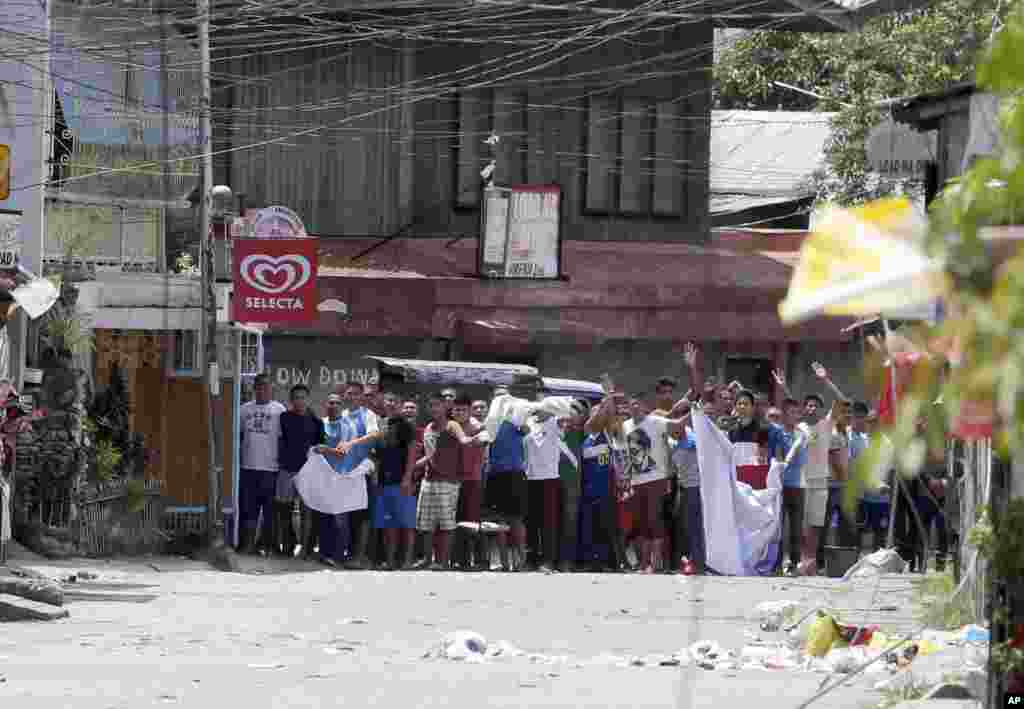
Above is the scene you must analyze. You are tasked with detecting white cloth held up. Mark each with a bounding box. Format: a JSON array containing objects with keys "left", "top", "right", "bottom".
[
  {"left": 294, "top": 454, "right": 372, "bottom": 514},
  {"left": 483, "top": 393, "right": 577, "bottom": 440},
  {"left": 691, "top": 407, "right": 783, "bottom": 577}
]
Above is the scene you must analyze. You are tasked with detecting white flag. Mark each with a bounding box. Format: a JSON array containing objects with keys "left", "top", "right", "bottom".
[{"left": 691, "top": 408, "right": 784, "bottom": 576}]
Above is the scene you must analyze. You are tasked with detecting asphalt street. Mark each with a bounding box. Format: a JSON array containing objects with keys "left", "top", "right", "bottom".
[{"left": 0, "top": 554, "right": 921, "bottom": 709}]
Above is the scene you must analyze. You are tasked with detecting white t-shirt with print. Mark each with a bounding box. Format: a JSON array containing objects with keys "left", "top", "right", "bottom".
[
  {"left": 526, "top": 416, "right": 561, "bottom": 481},
  {"left": 240, "top": 400, "right": 287, "bottom": 472},
  {"left": 622, "top": 415, "right": 672, "bottom": 486},
  {"left": 801, "top": 415, "right": 842, "bottom": 489}
]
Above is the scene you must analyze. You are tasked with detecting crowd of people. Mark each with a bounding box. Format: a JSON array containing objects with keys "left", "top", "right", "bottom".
[{"left": 236, "top": 343, "right": 949, "bottom": 576}]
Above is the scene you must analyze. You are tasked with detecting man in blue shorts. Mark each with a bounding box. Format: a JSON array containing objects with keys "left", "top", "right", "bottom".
[{"left": 371, "top": 392, "right": 418, "bottom": 569}]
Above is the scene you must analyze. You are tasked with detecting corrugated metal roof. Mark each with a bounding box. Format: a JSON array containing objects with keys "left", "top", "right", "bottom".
[
  {"left": 710, "top": 194, "right": 809, "bottom": 216},
  {"left": 366, "top": 356, "right": 541, "bottom": 387},
  {"left": 710, "top": 111, "right": 834, "bottom": 202},
  {"left": 318, "top": 266, "right": 433, "bottom": 279},
  {"left": 542, "top": 377, "right": 605, "bottom": 399}
]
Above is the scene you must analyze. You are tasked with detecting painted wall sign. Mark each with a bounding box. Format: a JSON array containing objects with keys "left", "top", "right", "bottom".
[
  {"left": 232, "top": 237, "right": 319, "bottom": 324},
  {"left": 866, "top": 120, "right": 936, "bottom": 179},
  {"left": 274, "top": 365, "right": 379, "bottom": 390}
]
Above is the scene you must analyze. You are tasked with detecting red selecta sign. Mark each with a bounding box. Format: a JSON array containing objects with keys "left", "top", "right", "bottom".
[{"left": 232, "top": 237, "right": 319, "bottom": 324}]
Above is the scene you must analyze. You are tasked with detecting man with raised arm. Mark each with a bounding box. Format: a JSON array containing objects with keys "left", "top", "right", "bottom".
[
  {"left": 621, "top": 382, "right": 693, "bottom": 574},
  {"left": 791, "top": 363, "right": 851, "bottom": 576}
]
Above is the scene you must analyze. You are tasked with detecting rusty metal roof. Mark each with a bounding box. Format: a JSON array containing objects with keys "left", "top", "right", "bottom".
[{"left": 366, "top": 356, "right": 542, "bottom": 388}]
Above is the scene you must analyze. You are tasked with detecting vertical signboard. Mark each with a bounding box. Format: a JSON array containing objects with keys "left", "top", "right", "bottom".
[
  {"left": 232, "top": 236, "right": 319, "bottom": 324},
  {"left": 478, "top": 185, "right": 562, "bottom": 279},
  {"left": 0, "top": 211, "right": 21, "bottom": 270}
]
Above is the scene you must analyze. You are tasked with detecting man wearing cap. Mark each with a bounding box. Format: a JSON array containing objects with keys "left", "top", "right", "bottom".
[{"left": 238, "top": 373, "right": 287, "bottom": 555}]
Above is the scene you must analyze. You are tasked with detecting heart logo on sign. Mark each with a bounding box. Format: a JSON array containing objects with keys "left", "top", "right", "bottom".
[{"left": 239, "top": 254, "right": 312, "bottom": 295}]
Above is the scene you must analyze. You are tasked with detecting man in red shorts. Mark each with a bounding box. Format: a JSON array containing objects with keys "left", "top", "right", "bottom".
[
  {"left": 622, "top": 395, "right": 690, "bottom": 574},
  {"left": 453, "top": 396, "right": 490, "bottom": 570}
]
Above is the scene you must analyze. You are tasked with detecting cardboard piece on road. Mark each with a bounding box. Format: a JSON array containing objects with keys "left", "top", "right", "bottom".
[{"left": 0, "top": 593, "right": 70, "bottom": 621}]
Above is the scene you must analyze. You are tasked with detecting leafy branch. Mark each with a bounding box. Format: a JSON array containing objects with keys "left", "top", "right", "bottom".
[{"left": 713, "top": 0, "right": 1008, "bottom": 206}]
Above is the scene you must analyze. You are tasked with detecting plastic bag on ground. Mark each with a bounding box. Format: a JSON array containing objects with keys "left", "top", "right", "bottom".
[
  {"left": 804, "top": 614, "right": 842, "bottom": 658},
  {"left": 787, "top": 612, "right": 820, "bottom": 650},
  {"left": 689, "top": 640, "right": 731, "bottom": 668},
  {"left": 825, "top": 646, "right": 885, "bottom": 674},
  {"left": 754, "top": 600, "right": 801, "bottom": 631},
  {"left": 959, "top": 625, "right": 990, "bottom": 644},
  {"left": 841, "top": 548, "right": 908, "bottom": 581},
  {"left": 439, "top": 631, "right": 488, "bottom": 662}
]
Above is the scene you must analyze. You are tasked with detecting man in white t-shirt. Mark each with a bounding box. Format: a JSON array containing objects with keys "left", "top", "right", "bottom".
[
  {"left": 799, "top": 393, "right": 850, "bottom": 576},
  {"left": 238, "top": 373, "right": 287, "bottom": 555},
  {"left": 525, "top": 411, "right": 562, "bottom": 572},
  {"left": 622, "top": 396, "right": 689, "bottom": 574}
]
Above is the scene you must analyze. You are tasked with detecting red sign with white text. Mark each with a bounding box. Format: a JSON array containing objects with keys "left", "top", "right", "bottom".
[{"left": 232, "top": 237, "right": 318, "bottom": 324}]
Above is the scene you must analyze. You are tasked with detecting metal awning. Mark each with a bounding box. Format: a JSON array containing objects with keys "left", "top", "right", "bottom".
[
  {"left": 541, "top": 377, "right": 605, "bottom": 400},
  {"left": 365, "top": 356, "right": 542, "bottom": 388}
]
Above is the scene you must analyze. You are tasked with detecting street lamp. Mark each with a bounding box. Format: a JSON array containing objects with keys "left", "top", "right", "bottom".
[{"left": 211, "top": 184, "right": 233, "bottom": 223}]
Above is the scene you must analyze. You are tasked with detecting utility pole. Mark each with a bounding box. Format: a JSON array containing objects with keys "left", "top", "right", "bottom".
[{"left": 198, "top": 0, "right": 222, "bottom": 546}]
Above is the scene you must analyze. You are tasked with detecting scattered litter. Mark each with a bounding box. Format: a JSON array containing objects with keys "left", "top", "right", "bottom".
[
  {"left": 323, "top": 646, "right": 356, "bottom": 655},
  {"left": 306, "top": 673, "right": 337, "bottom": 680},
  {"left": 247, "top": 663, "right": 286, "bottom": 670},
  {"left": 960, "top": 625, "right": 990, "bottom": 644},
  {"left": 841, "top": 548, "right": 908, "bottom": 581},
  {"left": 754, "top": 600, "right": 801, "bottom": 631},
  {"left": 338, "top": 618, "right": 368, "bottom": 625},
  {"left": 823, "top": 646, "right": 885, "bottom": 674},
  {"left": 434, "top": 631, "right": 488, "bottom": 662},
  {"left": 487, "top": 641, "right": 524, "bottom": 658},
  {"left": 659, "top": 658, "right": 681, "bottom": 667},
  {"left": 689, "top": 640, "right": 732, "bottom": 669},
  {"left": 804, "top": 614, "right": 842, "bottom": 658}
]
